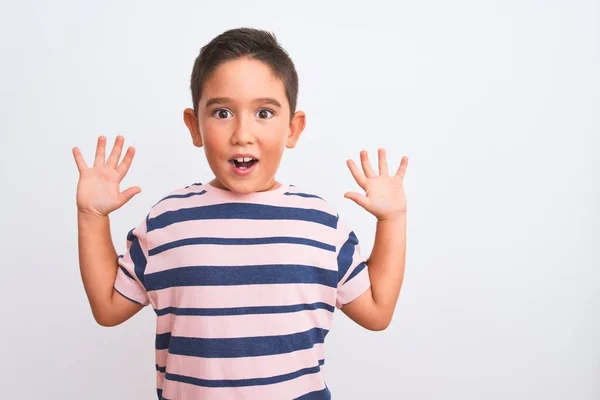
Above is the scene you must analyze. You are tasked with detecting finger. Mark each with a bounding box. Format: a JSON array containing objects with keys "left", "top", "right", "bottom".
[
  {"left": 344, "top": 191, "right": 371, "bottom": 210},
  {"left": 116, "top": 146, "right": 136, "bottom": 178},
  {"left": 360, "top": 150, "right": 376, "bottom": 178},
  {"left": 118, "top": 186, "right": 142, "bottom": 207},
  {"left": 395, "top": 156, "right": 409, "bottom": 180},
  {"left": 378, "top": 148, "right": 389, "bottom": 176},
  {"left": 107, "top": 135, "right": 125, "bottom": 168},
  {"left": 72, "top": 147, "right": 88, "bottom": 172},
  {"left": 94, "top": 136, "right": 107, "bottom": 167},
  {"left": 346, "top": 159, "right": 367, "bottom": 189}
]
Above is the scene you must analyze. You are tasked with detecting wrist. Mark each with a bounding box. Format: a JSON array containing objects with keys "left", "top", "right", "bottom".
[
  {"left": 77, "top": 208, "right": 110, "bottom": 221},
  {"left": 377, "top": 211, "right": 407, "bottom": 223}
]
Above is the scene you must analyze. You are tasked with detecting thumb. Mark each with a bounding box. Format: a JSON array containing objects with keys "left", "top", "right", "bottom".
[
  {"left": 118, "top": 186, "right": 142, "bottom": 207},
  {"left": 344, "top": 192, "right": 370, "bottom": 209}
]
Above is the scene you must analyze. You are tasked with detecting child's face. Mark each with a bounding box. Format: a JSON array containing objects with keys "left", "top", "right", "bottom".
[{"left": 184, "top": 57, "right": 305, "bottom": 194}]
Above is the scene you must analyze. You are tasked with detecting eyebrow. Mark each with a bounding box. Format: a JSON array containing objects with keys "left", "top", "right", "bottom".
[{"left": 204, "top": 97, "right": 282, "bottom": 109}]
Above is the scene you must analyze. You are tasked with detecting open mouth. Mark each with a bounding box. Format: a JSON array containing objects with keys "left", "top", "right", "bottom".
[{"left": 229, "top": 157, "right": 258, "bottom": 170}]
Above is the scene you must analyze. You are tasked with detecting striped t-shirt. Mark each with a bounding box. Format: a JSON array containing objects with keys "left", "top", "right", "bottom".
[{"left": 115, "top": 182, "right": 371, "bottom": 400}]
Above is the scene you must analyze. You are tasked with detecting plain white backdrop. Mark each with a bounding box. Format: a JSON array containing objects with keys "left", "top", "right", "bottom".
[{"left": 0, "top": 0, "right": 598, "bottom": 398}]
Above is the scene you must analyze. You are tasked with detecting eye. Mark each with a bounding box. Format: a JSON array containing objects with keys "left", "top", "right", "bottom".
[
  {"left": 212, "top": 108, "right": 232, "bottom": 119},
  {"left": 255, "top": 108, "right": 275, "bottom": 119}
]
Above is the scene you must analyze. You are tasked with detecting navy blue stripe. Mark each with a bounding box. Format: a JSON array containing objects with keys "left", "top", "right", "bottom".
[
  {"left": 161, "top": 190, "right": 207, "bottom": 200},
  {"left": 148, "top": 236, "right": 335, "bottom": 256},
  {"left": 126, "top": 228, "right": 148, "bottom": 288},
  {"left": 184, "top": 182, "right": 203, "bottom": 188},
  {"left": 164, "top": 359, "right": 325, "bottom": 388},
  {"left": 146, "top": 203, "right": 338, "bottom": 232},
  {"left": 155, "top": 302, "right": 335, "bottom": 317},
  {"left": 294, "top": 384, "right": 332, "bottom": 400},
  {"left": 156, "top": 364, "right": 166, "bottom": 373},
  {"left": 145, "top": 264, "right": 337, "bottom": 292},
  {"left": 113, "top": 286, "right": 143, "bottom": 306},
  {"left": 345, "top": 261, "right": 367, "bottom": 284},
  {"left": 337, "top": 231, "right": 359, "bottom": 284},
  {"left": 156, "top": 332, "right": 171, "bottom": 350},
  {"left": 284, "top": 192, "right": 324, "bottom": 200},
  {"left": 156, "top": 327, "right": 329, "bottom": 356}
]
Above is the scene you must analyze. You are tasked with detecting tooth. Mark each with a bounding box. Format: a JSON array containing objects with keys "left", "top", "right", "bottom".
[{"left": 243, "top": 157, "right": 252, "bottom": 162}]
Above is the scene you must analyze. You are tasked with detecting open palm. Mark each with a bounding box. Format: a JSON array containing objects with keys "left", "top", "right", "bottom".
[
  {"left": 345, "top": 148, "right": 408, "bottom": 221},
  {"left": 72, "top": 136, "right": 141, "bottom": 217}
]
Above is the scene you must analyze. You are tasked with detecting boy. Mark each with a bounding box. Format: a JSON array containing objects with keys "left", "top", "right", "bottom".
[{"left": 72, "top": 27, "right": 408, "bottom": 399}]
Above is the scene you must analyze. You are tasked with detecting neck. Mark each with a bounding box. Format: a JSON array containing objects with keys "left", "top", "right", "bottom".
[{"left": 209, "top": 179, "right": 281, "bottom": 192}]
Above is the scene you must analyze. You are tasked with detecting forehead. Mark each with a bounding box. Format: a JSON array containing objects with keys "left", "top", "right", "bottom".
[{"left": 201, "top": 58, "right": 287, "bottom": 106}]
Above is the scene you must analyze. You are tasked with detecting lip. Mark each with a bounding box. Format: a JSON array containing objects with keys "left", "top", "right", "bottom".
[
  {"left": 229, "top": 159, "right": 258, "bottom": 176},
  {"left": 229, "top": 153, "right": 259, "bottom": 177},
  {"left": 230, "top": 153, "right": 259, "bottom": 161}
]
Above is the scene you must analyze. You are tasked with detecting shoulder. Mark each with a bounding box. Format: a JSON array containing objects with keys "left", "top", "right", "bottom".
[
  {"left": 147, "top": 182, "right": 208, "bottom": 217},
  {"left": 283, "top": 184, "right": 341, "bottom": 224},
  {"left": 285, "top": 185, "right": 359, "bottom": 248}
]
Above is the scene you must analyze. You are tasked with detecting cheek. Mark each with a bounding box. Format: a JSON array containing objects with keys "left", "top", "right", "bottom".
[
  {"left": 262, "top": 137, "right": 286, "bottom": 156},
  {"left": 265, "top": 123, "right": 289, "bottom": 148},
  {"left": 200, "top": 125, "right": 226, "bottom": 150}
]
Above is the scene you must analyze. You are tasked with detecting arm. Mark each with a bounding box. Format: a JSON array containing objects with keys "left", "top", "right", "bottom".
[
  {"left": 341, "top": 148, "right": 409, "bottom": 331},
  {"left": 341, "top": 214, "right": 406, "bottom": 330},
  {"left": 77, "top": 211, "right": 143, "bottom": 326},
  {"left": 73, "top": 135, "right": 145, "bottom": 327}
]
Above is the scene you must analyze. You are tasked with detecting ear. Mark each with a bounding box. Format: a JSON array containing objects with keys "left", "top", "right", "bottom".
[
  {"left": 183, "top": 108, "right": 203, "bottom": 148},
  {"left": 286, "top": 110, "right": 306, "bottom": 149}
]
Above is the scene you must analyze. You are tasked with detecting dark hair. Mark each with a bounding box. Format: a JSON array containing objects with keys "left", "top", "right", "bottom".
[{"left": 190, "top": 27, "right": 298, "bottom": 120}]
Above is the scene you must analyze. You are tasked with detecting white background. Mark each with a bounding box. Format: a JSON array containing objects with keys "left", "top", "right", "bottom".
[{"left": 0, "top": 0, "right": 598, "bottom": 398}]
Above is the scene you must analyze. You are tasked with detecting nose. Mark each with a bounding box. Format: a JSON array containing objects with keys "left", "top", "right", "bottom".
[{"left": 230, "top": 113, "right": 255, "bottom": 146}]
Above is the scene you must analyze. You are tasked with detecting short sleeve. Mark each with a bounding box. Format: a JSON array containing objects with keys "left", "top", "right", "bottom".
[
  {"left": 335, "top": 216, "right": 371, "bottom": 309},
  {"left": 114, "top": 217, "right": 151, "bottom": 307}
]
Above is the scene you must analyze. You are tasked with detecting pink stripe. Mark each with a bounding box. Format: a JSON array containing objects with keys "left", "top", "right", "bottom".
[
  {"left": 150, "top": 283, "right": 336, "bottom": 311},
  {"left": 157, "top": 370, "right": 164, "bottom": 390},
  {"left": 157, "top": 349, "right": 168, "bottom": 369},
  {"left": 336, "top": 266, "right": 371, "bottom": 309},
  {"left": 156, "top": 307, "right": 333, "bottom": 336},
  {"left": 114, "top": 267, "right": 150, "bottom": 306},
  {"left": 148, "top": 242, "right": 336, "bottom": 273},
  {"left": 161, "top": 366, "right": 328, "bottom": 399},
  {"left": 160, "top": 343, "right": 324, "bottom": 380},
  {"left": 148, "top": 218, "right": 336, "bottom": 251},
  {"left": 339, "top": 250, "right": 368, "bottom": 285}
]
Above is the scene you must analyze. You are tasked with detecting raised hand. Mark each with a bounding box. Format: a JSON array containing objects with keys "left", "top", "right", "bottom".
[
  {"left": 345, "top": 148, "right": 408, "bottom": 221},
  {"left": 72, "top": 136, "right": 141, "bottom": 217}
]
